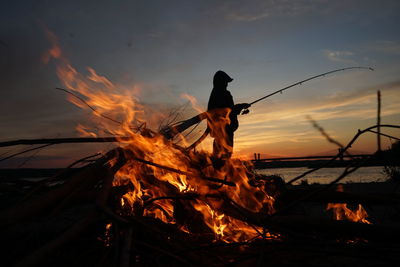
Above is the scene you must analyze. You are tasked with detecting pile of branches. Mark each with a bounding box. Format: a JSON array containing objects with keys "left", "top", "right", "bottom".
[{"left": 1, "top": 120, "right": 400, "bottom": 267}]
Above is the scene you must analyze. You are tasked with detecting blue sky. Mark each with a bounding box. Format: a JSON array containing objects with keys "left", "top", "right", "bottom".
[{"left": 1, "top": 0, "right": 399, "bottom": 167}]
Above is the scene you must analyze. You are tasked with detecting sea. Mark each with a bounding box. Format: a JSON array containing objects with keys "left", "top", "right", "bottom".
[
  {"left": 0, "top": 166, "right": 389, "bottom": 186},
  {"left": 256, "top": 166, "right": 388, "bottom": 185}
]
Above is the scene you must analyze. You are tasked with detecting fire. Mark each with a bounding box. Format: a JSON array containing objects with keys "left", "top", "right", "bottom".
[
  {"left": 44, "top": 30, "right": 276, "bottom": 243},
  {"left": 327, "top": 203, "right": 371, "bottom": 224},
  {"left": 326, "top": 185, "right": 371, "bottom": 224}
]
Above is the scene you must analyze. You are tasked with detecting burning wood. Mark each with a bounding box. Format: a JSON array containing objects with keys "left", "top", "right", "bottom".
[
  {"left": 326, "top": 185, "right": 371, "bottom": 224},
  {"left": 327, "top": 203, "right": 371, "bottom": 224},
  {"left": 1, "top": 34, "right": 400, "bottom": 266}
]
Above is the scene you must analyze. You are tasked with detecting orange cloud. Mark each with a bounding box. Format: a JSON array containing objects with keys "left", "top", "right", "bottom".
[{"left": 233, "top": 81, "right": 400, "bottom": 157}]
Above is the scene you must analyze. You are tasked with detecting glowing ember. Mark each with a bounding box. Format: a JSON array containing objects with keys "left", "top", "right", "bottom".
[{"left": 97, "top": 223, "right": 113, "bottom": 247}]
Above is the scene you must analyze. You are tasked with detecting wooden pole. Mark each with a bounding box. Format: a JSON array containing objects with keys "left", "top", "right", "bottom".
[{"left": 377, "top": 90, "right": 382, "bottom": 153}]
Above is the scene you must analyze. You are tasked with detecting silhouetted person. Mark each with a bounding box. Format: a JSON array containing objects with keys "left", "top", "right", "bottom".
[{"left": 207, "top": 70, "right": 250, "bottom": 163}]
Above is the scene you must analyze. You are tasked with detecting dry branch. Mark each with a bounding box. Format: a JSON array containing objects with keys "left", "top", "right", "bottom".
[
  {"left": 287, "top": 124, "right": 400, "bottom": 185},
  {"left": 367, "top": 130, "right": 400, "bottom": 141},
  {"left": 0, "top": 144, "right": 53, "bottom": 162},
  {"left": 377, "top": 90, "right": 382, "bottom": 152}
]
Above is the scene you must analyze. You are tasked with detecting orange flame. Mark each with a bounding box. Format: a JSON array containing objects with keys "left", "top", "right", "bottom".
[
  {"left": 327, "top": 185, "right": 371, "bottom": 224},
  {"left": 44, "top": 30, "right": 276, "bottom": 243},
  {"left": 326, "top": 203, "right": 371, "bottom": 224}
]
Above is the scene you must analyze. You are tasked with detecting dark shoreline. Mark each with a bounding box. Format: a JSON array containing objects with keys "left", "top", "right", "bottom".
[
  {"left": 253, "top": 159, "right": 391, "bottom": 169},
  {"left": 0, "top": 168, "right": 77, "bottom": 180},
  {"left": 0, "top": 158, "right": 390, "bottom": 179}
]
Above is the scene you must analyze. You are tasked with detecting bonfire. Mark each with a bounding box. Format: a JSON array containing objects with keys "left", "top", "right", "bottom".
[{"left": 1, "top": 31, "right": 400, "bottom": 267}]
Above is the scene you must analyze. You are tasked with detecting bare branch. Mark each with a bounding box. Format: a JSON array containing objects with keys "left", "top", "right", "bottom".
[{"left": 286, "top": 124, "right": 400, "bottom": 185}]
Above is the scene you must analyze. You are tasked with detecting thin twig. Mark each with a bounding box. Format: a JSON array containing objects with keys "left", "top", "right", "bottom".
[
  {"left": 55, "top": 87, "right": 123, "bottom": 125},
  {"left": 160, "top": 102, "right": 190, "bottom": 131},
  {"left": 367, "top": 130, "right": 400, "bottom": 141},
  {"left": 16, "top": 144, "right": 49, "bottom": 168},
  {"left": 0, "top": 144, "right": 53, "bottom": 162}
]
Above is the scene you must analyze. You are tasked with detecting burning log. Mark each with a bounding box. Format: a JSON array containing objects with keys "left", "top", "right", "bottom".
[{"left": 127, "top": 152, "right": 236, "bottom": 187}]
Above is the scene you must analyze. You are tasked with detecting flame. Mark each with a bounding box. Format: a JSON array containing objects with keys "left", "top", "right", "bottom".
[
  {"left": 181, "top": 93, "right": 204, "bottom": 114},
  {"left": 327, "top": 185, "right": 371, "bottom": 224},
  {"left": 327, "top": 203, "right": 371, "bottom": 224},
  {"left": 44, "top": 30, "right": 276, "bottom": 243},
  {"left": 76, "top": 124, "right": 98, "bottom": 137}
]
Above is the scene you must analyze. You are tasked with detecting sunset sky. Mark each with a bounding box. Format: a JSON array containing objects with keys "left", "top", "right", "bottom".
[{"left": 1, "top": 0, "right": 399, "bottom": 167}]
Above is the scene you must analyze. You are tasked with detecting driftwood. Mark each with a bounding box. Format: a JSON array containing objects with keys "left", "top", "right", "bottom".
[{"left": 287, "top": 124, "right": 400, "bottom": 185}]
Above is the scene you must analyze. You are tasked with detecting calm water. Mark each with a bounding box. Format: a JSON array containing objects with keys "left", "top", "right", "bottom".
[{"left": 256, "top": 166, "right": 388, "bottom": 184}]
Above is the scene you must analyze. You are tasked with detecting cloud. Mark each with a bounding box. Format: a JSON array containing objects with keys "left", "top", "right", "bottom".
[
  {"left": 323, "top": 49, "right": 357, "bottom": 64},
  {"left": 220, "top": 0, "right": 328, "bottom": 22},
  {"left": 244, "top": 80, "right": 400, "bottom": 124},
  {"left": 233, "top": 80, "right": 400, "bottom": 155},
  {"left": 322, "top": 40, "right": 400, "bottom": 65},
  {"left": 366, "top": 40, "right": 400, "bottom": 55},
  {"left": 226, "top": 11, "right": 269, "bottom": 22}
]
